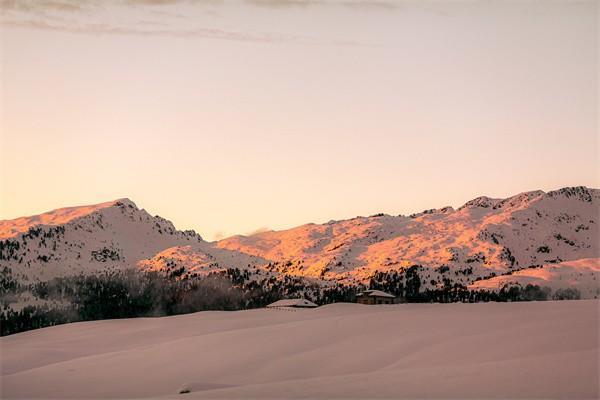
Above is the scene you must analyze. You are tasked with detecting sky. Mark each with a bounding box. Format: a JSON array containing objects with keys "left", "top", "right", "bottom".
[{"left": 0, "top": 0, "right": 598, "bottom": 240}]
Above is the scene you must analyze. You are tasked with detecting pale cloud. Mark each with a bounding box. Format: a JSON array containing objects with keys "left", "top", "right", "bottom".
[
  {"left": 245, "top": 0, "right": 396, "bottom": 9},
  {"left": 0, "top": 0, "right": 397, "bottom": 16},
  {"left": 341, "top": 1, "right": 396, "bottom": 10},
  {"left": 0, "top": 0, "right": 88, "bottom": 12},
  {"left": 212, "top": 231, "right": 227, "bottom": 241},
  {"left": 0, "top": 1, "right": 295, "bottom": 43},
  {"left": 0, "top": 0, "right": 397, "bottom": 12},
  {"left": 0, "top": 18, "right": 311, "bottom": 43},
  {"left": 0, "top": 0, "right": 372, "bottom": 44},
  {"left": 245, "top": 227, "right": 271, "bottom": 236},
  {"left": 245, "top": 0, "right": 317, "bottom": 8},
  {"left": 124, "top": 0, "right": 222, "bottom": 6}
]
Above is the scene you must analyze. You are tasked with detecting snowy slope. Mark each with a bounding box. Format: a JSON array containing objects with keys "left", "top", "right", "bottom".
[
  {"left": 1, "top": 186, "right": 598, "bottom": 296},
  {"left": 469, "top": 258, "right": 600, "bottom": 298},
  {"left": 1, "top": 300, "right": 597, "bottom": 399},
  {"left": 0, "top": 199, "right": 278, "bottom": 287},
  {"left": 217, "top": 187, "right": 599, "bottom": 285},
  {"left": 137, "top": 243, "right": 268, "bottom": 277},
  {"left": 0, "top": 200, "right": 126, "bottom": 240},
  {"left": 0, "top": 199, "right": 203, "bottom": 282}
]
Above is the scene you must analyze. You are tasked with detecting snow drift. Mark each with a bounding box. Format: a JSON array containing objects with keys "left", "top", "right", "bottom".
[{"left": 1, "top": 300, "right": 598, "bottom": 399}]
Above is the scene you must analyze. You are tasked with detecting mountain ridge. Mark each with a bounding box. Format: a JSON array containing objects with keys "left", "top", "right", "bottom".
[
  {"left": 2, "top": 186, "right": 595, "bottom": 242},
  {"left": 215, "top": 186, "right": 599, "bottom": 292},
  {"left": 0, "top": 199, "right": 203, "bottom": 282},
  {"left": 0, "top": 198, "right": 131, "bottom": 240},
  {"left": 1, "top": 185, "right": 598, "bottom": 299}
]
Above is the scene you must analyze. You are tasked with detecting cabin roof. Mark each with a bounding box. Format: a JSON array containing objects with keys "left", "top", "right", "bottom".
[
  {"left": 357, "top": 290, "right": 395, "bottom": 298},
  {"left": 266, "top": 298, "right": 318, "bottom": 308}
]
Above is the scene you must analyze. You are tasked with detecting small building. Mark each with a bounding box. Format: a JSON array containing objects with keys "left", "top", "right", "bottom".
[
  {"left": 266, "top": 298, "right": 318, "bottom": 308},
  {"left": 356, "top": 290, "right": 395, "bottom": 305}
]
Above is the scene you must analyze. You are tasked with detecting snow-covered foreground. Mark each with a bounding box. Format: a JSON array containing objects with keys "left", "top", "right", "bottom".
[{"left": 1, "top": 301, "right": 598, "bottom": 399}]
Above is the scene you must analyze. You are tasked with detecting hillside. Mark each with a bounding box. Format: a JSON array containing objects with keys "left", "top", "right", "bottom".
[
  {"left": 137, "top": 244, "right": 267, "bottom": 277},
  {"left": 1, "top": 186, "right": 598, "bottom": 303},
  {"left": 0, "top": 200, "right": 129, "bottom": 240},
  {"left": 0, "top": 199, "right": 203, "bottom": 282},
  {"left": 217, "top": 187, "right": 599, "bottom": 289},
  {"left": 1, "top": 300, "right": 597, "bottom": 399},
  {"left": 468, "top": 258, "right": 600, "bottom": 298}
]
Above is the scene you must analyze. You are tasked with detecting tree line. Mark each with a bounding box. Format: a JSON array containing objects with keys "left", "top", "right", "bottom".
[{"left": 1, "top": 265, "right": 581, "bottom": 336}]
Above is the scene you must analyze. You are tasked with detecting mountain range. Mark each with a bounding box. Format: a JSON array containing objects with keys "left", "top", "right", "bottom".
[{"left": 1, "top": 186, "right": 598, "bottom": 301}]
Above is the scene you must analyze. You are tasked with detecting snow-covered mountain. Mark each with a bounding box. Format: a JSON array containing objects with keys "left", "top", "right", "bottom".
[
  {"left": 468, "top": 258, "right": 599, "bottom": 298},
  {"left": 216, "top": 186, "right": 599, "bottom": 291},
  {"left": 0, "top": 199, "right": 203, "bottom": 282},
  {"left": 1, "top": 186, "right": 598, "bottom": 297},
  {"left": 137, "top": 244, "right": 267, "bottom": 277}
]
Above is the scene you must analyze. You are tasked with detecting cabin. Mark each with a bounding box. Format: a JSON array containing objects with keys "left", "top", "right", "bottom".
[
  {"left": 266, "top": 298, "right": 318, "bottom": 308},
  {"left": 356, "top": 290, "right": 395, "bottom": 305}
]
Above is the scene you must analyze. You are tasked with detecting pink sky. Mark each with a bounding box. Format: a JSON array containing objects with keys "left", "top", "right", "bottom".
[{"left": 0, "top": 0, "right": 598, "bottom": 240}]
